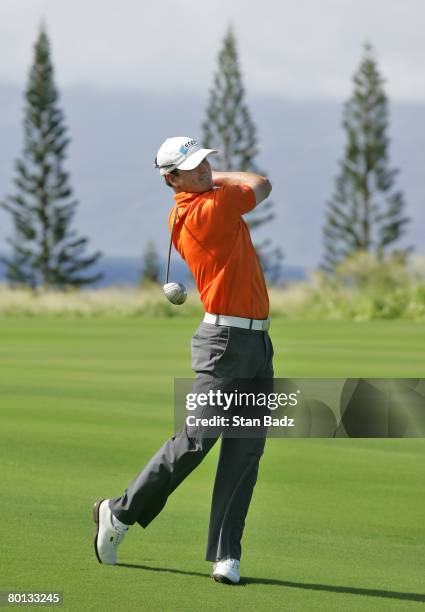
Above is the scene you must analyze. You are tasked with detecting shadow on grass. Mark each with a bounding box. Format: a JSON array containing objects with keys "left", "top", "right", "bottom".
[
  {"left": 117, "top": 563, "right": 208, "bottom": 579},
  {"left": 243, "top": 577, "right": 425, "bottom": 603},
  {"left": 117, "top": 563, "right": 425, "bottom": 602}
]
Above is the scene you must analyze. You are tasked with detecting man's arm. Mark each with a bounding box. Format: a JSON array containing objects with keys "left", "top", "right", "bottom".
[{"left": 212, "top": 171, "right": 272, "bottom": 207}]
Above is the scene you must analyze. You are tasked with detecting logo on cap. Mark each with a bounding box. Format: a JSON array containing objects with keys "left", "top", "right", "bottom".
[{"left": 179, "top": 139, "right": 198, "bottom": 156}]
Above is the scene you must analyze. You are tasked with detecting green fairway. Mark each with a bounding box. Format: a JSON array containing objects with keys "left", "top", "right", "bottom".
[{"left": 0, "top": 317, "right": 424, "bottom": 611}]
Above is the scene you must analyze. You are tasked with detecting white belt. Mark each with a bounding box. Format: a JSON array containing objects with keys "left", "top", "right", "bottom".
[{"left": 203, "top": 312, "right": 270, "bottom": 331}]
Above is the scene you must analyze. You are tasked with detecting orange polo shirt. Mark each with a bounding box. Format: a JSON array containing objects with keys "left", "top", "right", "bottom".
[{"left": 168, "top": 184, "right": 269, "bottom": 319}]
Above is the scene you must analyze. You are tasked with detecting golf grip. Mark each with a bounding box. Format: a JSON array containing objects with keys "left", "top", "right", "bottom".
[{"left": 165, "top": 206, "right": 179, "bottom": 284}]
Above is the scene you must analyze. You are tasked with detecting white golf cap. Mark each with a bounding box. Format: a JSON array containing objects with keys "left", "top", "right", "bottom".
[{"left": 155, "top": 136, "right": 218, "bottom": 175}]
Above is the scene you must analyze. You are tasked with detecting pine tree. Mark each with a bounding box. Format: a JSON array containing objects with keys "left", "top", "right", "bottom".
[
  {"left": 0, "top": 25, "right": 102, "bottom": 289},
  {"left": 202, "top": 26, "right": 283, "bottom": 281},
  {"left": 140, "top": 241, "right": 161, "bottom": 285},
  {"left": 322, "top": 43, "right": 410, "bottom": 272}
]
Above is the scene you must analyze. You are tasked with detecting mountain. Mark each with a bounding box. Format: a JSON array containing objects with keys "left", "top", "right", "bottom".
[
  {"left": 0, "top": 254, "right": 306, "bottom": 288},
  {"left": 1, "top": 85, "right": 423, "bottom": 271}
]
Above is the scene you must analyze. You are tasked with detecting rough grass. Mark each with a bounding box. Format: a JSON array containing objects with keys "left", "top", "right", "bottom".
[{"left": 0, "top": 280, "right": 424, "bottom": 320}]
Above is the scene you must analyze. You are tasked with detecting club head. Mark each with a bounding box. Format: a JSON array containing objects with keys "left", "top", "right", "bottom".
[{"left": 163, "top": 282, "right": 187, "bottom": 305}]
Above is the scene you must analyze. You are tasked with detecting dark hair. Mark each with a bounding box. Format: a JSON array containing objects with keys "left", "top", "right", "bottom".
[
  {"left": 154, "top": 156, "right": 180, "bottom": 187},
  {"left": 164, "top": 168, "right": 180, "bottom": 188}
]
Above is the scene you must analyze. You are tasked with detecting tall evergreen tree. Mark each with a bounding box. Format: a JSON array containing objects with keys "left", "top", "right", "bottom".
[
  {"left": 322, "top": 43, "right": 410, "bottom": 271},
  {"left": 140, "top": 240, "right": 161, "bottom": 285},
  {"left": 0, "top": 25, "right": 102, "bottom": 289},
  {"left": 202, "top": 26, "right": 283, "bottom": 281}
]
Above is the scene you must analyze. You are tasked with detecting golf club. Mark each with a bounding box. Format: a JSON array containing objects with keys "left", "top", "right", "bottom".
[{"left": 163, "top": 206, "right": 187, "bottom": 305}]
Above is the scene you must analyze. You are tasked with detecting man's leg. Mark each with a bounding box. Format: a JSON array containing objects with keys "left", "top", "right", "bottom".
[
  {"left": 108, "top": 373, "right": 223, "bottom": 527},
  {"left": 108, "top": 431, "right": 217, "bottom": 527},
  {"left": 206, "top": 331, "right": 274, "bottom": 564},
  {"left": 205, "top": 432, "right": 266, "bottom": 562}
]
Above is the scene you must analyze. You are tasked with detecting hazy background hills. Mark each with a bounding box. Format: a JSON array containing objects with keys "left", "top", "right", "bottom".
[{"left": 1, "top": 85, "right": 424, "bottom": 283}]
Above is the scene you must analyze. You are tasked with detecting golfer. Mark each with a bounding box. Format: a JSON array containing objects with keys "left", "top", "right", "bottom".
[{"left": 93, "top": 137, "right": 274, "bottom": 584}]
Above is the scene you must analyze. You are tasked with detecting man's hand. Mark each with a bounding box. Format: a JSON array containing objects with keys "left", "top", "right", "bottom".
[{"left": 212, "top": 171, "right": 272, "bottom": 207}]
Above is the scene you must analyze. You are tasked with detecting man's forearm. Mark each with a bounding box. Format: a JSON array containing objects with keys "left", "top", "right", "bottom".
[
  {"left": 212, "top": 170, "right": 272, "bottom": 206},
  {"left": 212, "top": 171, "right": 267, "bottom": 187}
]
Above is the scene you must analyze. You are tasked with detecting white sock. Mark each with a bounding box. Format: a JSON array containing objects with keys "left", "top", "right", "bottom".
[{"left": 111, "top": 513, "right": 130, "bottom": 531}]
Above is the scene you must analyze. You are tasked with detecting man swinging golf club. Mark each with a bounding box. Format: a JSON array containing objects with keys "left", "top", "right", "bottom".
[{"left": 93, "top": 136, "right": 274, "bottom": 585}]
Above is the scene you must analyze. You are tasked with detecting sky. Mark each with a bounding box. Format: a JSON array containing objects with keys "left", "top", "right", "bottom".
[
  {"left": 0, "top": 1, "right": 424, "bottom": 268},
  {"left": 1, "top": 0, "right": 425, "bottom": 101}
]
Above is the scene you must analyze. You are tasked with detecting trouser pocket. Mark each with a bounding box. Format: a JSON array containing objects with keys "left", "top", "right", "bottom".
[{"left": 191, "top": 325, "right": 230, "bottom": 373}]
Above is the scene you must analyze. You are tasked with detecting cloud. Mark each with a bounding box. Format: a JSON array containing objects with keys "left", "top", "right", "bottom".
[{"left": 0, "top": 0, "right": 424, "bottom": 100}]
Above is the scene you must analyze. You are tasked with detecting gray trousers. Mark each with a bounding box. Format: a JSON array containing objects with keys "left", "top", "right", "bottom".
[{"left": 109, "top": 321, "right": 274, "bottom": 562}]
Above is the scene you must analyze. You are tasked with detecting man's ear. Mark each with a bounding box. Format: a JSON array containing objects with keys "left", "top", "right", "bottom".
[{"left": 165, "top": 172, "right": 178, "bottom": 187}]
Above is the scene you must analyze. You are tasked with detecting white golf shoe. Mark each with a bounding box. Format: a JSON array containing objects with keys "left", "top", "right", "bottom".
[
  {"left": 93, "top": 499, "right": 129, "bottom": 565},
  {"left": 212, "top": 558, "right": 240, "bottom": 584}
]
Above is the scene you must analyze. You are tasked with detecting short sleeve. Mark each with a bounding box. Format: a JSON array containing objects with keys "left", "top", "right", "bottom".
[{"left": 213, "top": 184, "right": 256, "bottom": 218}]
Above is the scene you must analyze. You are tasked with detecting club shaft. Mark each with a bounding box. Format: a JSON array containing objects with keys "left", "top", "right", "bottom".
[{"left": 165, "top": 206, "right": 178, "bottom": 284}]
